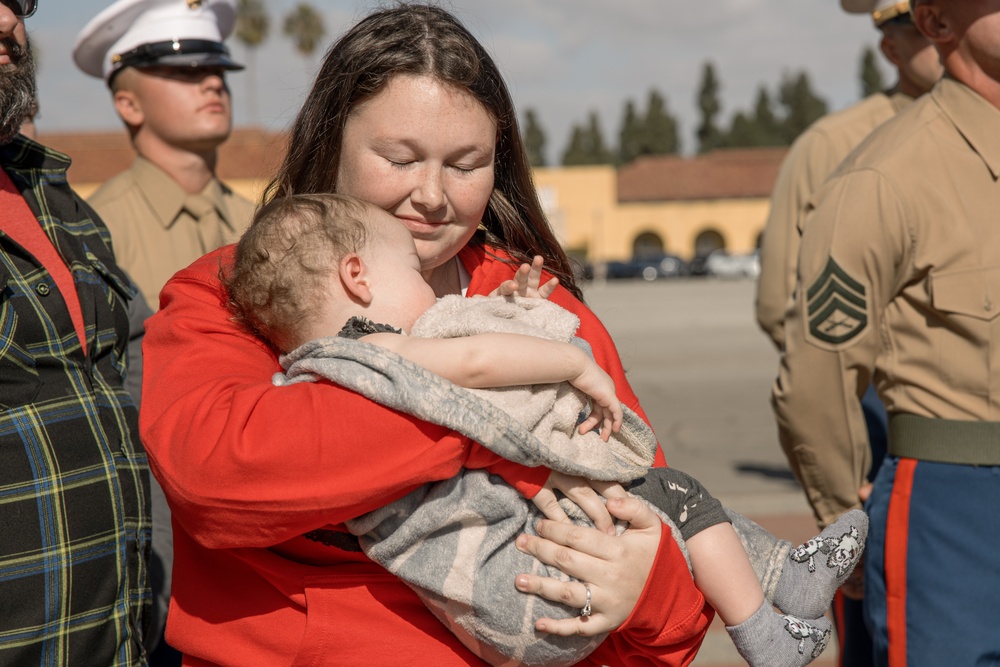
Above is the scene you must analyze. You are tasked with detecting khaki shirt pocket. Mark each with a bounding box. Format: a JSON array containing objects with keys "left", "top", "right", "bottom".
[{"left": 929, "top": 266, "right": 1000, "bottom": 392}]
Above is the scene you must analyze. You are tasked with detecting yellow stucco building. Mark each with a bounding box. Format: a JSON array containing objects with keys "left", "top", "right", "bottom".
[
  {"left": 39, "top": 129, "right": 785, "bottom": 265},
  {"left": 533, "top": 147, "right": 786, "bottom": 263}
]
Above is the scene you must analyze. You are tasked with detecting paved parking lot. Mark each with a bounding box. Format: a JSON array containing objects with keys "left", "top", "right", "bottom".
[{"left": 581, "top": 277, "right": 835, "bottom": 666}]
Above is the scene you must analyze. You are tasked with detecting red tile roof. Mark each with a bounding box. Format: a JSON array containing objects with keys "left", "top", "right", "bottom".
[
  {"left": 617, "top": 147, "right": 788, "bottom": 202},
  {"left": 34, "top": 129, "right": 787, "bottom": 203},
  {"left": 35, "top": 128, "right": 289, "bottom": 185}
]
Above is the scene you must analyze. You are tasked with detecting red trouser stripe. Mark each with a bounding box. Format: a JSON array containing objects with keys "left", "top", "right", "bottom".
[{"left": 885, "top": 458, "right": 916, "bottom": 667}]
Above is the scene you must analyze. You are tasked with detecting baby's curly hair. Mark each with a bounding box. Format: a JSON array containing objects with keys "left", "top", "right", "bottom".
[{"left": 223, "top": 193, "right": 372, "bottom": 353}]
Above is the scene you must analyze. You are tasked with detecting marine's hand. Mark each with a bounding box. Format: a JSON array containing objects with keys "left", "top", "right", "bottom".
[
  {"left": 515, "top": 495, "right": 661, "bottom": 636},
  {"left": 490, "top": 255, "right": 559, "bottom": 299},
  {"left": 531, "top": 474, "right": 629, "bottom": 535},
  {"left": 841, "top": 553, "right": 865, "bottom": 600}
]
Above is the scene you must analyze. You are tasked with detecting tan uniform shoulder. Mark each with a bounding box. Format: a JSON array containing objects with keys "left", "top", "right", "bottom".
[{"left": 88, "top": 166, "right": 142, "bottom": 208}]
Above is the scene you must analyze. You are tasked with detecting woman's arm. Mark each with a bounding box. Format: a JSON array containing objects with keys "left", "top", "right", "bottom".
[
  {"left": 139, "top": 248, "right": 548, "bottom": 550},
  {"left": 364, "top": 331, "right": 622, "bottom": 437}
]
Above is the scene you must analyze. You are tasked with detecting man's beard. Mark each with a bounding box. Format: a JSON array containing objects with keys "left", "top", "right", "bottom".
[{"left": 0, "top": 37, "right": 36, "bottom": 146}]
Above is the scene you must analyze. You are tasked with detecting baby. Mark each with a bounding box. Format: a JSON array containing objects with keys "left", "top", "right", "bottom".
[{"left": 224, "top": 193, "right": 866, "bottom": 667}]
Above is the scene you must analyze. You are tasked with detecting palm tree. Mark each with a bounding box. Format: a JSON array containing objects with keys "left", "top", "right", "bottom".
[
  {"left": 235, "top": 0, "right": 270, "bottom": 126},
  {"left": 283, "top": 3, "right": 326, "bottom": 61}
]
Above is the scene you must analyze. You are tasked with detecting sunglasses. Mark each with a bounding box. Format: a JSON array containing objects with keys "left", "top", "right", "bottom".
[{"left": 3, "top": 0, "right": 37, "bottom": 18}]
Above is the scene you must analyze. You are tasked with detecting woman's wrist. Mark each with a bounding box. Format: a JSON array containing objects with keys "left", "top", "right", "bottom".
[{"left": 615, "top": 522, "right": 708, "bottom": 642}]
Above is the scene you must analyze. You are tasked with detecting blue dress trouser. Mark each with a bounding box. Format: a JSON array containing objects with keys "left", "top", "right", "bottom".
[{"left": 865, "top": 454, "right": 1000, "bottom": 666}]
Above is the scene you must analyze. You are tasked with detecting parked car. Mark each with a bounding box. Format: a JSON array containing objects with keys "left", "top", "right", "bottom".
[
  {"left": 705, "top": 250, "right": 760, "bottom": 279},
  {"left": 687, "top": 253, "right": 711, "bottom": 278},
  {"left": 605, "top": 253, "right": 688, "bottom": 281}
]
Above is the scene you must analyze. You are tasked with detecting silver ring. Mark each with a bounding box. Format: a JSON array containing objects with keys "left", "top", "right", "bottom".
[{"left": 580, "top": 585, "right": 592, "bottom": 618}]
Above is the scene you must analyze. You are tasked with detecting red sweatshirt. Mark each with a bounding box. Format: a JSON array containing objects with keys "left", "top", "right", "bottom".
[{"left": 140, "top": 243, "right": 712, "bottom": 667}]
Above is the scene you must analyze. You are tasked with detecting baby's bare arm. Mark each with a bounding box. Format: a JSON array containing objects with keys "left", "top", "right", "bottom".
[{"left": 363, "top": 332, "right": 622, "bottom": 437}]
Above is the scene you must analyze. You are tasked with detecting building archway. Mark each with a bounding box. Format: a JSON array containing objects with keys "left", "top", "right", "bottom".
[
  {"left": 632, "top": 231, "right": 665, "bottom": 258},
  {"left": 694, "top": 229, "right": 726, "bottom": 258}
]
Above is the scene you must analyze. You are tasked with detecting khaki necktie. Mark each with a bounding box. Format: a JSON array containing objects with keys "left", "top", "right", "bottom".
[{"left": 183, "top": 193, "right": 227, "bottom": 253}]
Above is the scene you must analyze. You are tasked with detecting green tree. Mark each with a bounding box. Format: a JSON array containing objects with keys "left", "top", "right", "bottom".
[
  {"left": 777, "top": 71, "right": 828, "bottom": 143},
  {"left": 860, "top": 46, "right": 885, "bottom": 98},
  {"left": 617, "top": 99, "right": 643, "bottom": 165},
  {"left": 696, "top": 61, "right": 724, "bottom": 153},
  {"left": 751, "top": 87, "right": 782, "bottom": 145},
  {"left": 235, "top": 0, "right": 270, "bottom": 125},
  {"left": 644, "top": 89, "right": 680, "bottom": 156},
  {"left": 562, "top": 111, "right": 613, "bottom": 166},
  {"left": 283, "top": 3, "right": 326, "bottom": 60},
  {"left": 724, "top": 111, "right": 757, "bottom": 147},
  {"left": 522, "top": 108, "right": 547, "bottom": 167},
  {"left": 721, "top": 86, "right": 780, "bottom": 148}
]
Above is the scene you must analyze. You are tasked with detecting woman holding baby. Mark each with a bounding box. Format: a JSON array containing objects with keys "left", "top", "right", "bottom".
[{"left": 140, "top": 5, "right": 712, "bottom": 665}]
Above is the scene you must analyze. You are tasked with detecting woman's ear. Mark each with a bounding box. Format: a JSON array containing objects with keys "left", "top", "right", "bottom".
[{"left": 339, "top": 253, "right": 373, "bottom": 304}]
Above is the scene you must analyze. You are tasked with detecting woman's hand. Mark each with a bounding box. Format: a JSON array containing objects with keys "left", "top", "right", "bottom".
[
  {"left": 569, "top": 361, "right": 623, "bottom": 441},
  {"left": 515, "top": 496, "right": 662, "bottom": 636},
  {"left": 490, "top": 255, "right": 559, "bottom": 299}
]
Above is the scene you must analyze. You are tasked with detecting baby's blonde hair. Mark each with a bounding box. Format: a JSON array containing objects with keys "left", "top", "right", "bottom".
[{"left": 223, "top": 193, "right": 373, "bottom": 352}]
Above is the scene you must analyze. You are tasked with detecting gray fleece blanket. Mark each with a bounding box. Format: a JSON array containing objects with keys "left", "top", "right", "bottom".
[{"left": 274, "top": 295, "right": 689, "bottom": 667}]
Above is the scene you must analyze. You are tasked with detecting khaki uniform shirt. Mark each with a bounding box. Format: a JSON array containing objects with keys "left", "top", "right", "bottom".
[
  {"left": 756, "top": 91, "right": 913, "bottom": 349},
  {"left": 773, "top": 77, "right": 1000, "bottom": 527},
  {"left": 88, "top": 157, "right": 254, "bottom": 309}
]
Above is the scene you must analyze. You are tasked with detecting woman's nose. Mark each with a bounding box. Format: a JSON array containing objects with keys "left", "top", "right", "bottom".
[{"left": 411, "top": 166, "right": 445, "bottom": 212}]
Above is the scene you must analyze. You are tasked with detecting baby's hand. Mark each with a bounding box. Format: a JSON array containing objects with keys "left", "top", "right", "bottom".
[
  {"left": 491, "top": 255, "right": 559, "bottom": 299},
  {"left": 570, "top": 362, "right": 623, "bottom": 442}
]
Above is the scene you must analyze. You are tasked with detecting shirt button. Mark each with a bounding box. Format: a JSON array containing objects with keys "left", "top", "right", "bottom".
[
  {"left": 36, "top": 283, "right": 50, "bottom": 296},
  {"left": 985, "top": 298, "right": 993, "bottom": 313}
]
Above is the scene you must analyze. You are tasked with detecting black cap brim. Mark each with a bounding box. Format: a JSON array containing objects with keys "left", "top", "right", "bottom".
[{"left": 135, "top": 51, "right": 244, "bottom": 71}]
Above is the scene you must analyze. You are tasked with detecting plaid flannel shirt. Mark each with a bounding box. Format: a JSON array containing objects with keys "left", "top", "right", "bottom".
[{"left": 0, "top": 136, "right": 150, "bottom": 666}]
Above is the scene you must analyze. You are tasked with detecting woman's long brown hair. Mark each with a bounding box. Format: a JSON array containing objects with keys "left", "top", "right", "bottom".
[{"left": 262, "top": 3, "right": 583, "bottom": 300}]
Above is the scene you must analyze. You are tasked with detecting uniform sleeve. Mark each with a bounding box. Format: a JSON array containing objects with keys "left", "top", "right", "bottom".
[
  {"left": 772, "top": 168, "right": 910, "bottom": 527},
  {"left": 756, "top": 130, "right": 839, "bottom": 350},
  {"left": 140, "top": 250, "right": 545, "bottom": 549}
]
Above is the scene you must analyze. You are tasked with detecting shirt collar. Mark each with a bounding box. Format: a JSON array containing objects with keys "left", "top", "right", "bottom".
[
  {"left": 887, "top": 89, "right": 914, "bottom": 114},
  {"left": 932, "top": 76, "right": 1000, "bottom": 179},
  {"left": 132, "top": 156, "right": 233, "bottom": 230}
]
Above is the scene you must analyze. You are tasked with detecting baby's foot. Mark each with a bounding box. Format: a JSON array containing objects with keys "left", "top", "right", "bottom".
[
  {"left": 772, "top": 509, "right": 868, "bottom": 618},
  {"left": 727, "top": 600, "right": 831, "bottom": 667}
]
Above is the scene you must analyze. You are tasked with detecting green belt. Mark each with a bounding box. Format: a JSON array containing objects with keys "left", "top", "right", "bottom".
[{"left": 889, "top": 413, "right": 1000, "bottom": 466}]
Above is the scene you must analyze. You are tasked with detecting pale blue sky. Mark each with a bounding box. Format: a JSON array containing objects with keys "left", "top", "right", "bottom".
[{"left": 29, "top": 1, "right": 886, "bottom": 161}]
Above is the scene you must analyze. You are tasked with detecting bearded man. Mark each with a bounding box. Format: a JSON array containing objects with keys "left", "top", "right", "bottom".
[{"left": 0, "top": 2, "right": 151, "bottom": 665}]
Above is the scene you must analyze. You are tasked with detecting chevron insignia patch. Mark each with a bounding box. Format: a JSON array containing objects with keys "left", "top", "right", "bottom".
[{"left": 806, "top": 257, "right": 867, "bottom": 345}]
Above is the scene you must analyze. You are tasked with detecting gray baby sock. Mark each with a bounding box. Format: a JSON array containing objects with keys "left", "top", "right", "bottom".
[
  {"left": 726, "top": 600, "right": 831, "bottom": 667},
  {"left": 771, "top": 509, "right": 869, "bottom": 619}
]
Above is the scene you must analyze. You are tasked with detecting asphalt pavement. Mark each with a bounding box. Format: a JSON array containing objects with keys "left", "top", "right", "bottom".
[{"left": 582, "top": 276, "right": 836, "bottom": 666}]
